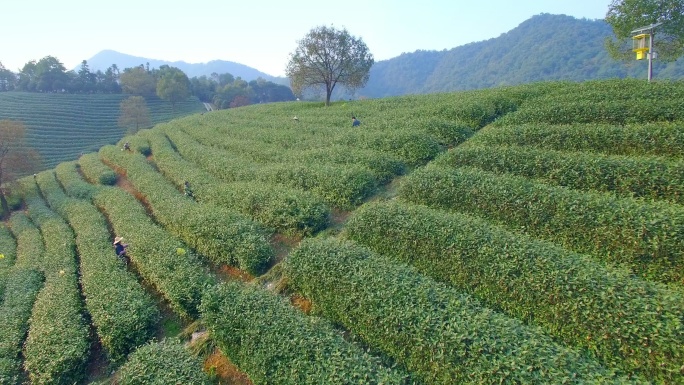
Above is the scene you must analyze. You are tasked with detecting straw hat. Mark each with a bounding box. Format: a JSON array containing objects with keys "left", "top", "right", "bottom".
[{"left": 113, "top": 236, "right": 124, "bottom": 245}]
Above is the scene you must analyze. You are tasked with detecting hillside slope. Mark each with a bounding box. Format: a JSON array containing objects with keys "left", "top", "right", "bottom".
[
  {"left": 2, "top": 79, "right": 684, "bottom": 384},
  {"left": 359, "top": 14, "right": 684, "bottom": 97},
  {"left": 0, "top": 92, "right": 205, "bottom": 170}
]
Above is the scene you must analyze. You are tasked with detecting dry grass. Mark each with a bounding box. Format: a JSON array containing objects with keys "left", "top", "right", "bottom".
[
  {"left": 204, "top": 349, "right": 253, "bottom": 385},
  {"left": 217, "top": 265, "right": 253, "bottom": 283},
  {"left": 290, "top": 294, "right": 313, "bottom": 314}
]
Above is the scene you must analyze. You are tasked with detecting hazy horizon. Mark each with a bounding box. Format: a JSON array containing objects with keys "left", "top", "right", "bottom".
[{"left": 2, "top": 0, "right": 609, "bottom": 77}]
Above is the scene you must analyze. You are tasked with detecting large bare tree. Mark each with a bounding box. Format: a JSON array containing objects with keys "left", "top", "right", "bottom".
[
  {"left": 286, "top": 25, "right": 374, "bottom": 106},
  {"left": 118, "top": 96, "right": 151, "bottom": 134},
  {"left": 0, "top": 120, "right": 41, "bottom": 218}
]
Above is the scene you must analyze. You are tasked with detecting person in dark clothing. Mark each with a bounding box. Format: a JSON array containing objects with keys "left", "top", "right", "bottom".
[
  {"left": 184, "top": 181, "right": 194, "bottom": 198},
  {"left": 123, "top": 142, "right": 131, "bottom": 151},
  {"left": 352, "top": 116, "right": 361, "bottom": 127},
  {"left": 113, "top": 236, "right": 129, "bottom": 264}
]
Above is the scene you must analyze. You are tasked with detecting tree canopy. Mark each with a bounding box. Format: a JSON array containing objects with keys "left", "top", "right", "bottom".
[
  {"left": 195, "top": 75, "right": 295, "bottom": 109},
  {"left": 16, "top": 56, "right": 71, "bottom": 92},
  {"left": 286, "top": 25, "right": 374, "bottom": 106},
  {"left": 119, "top": 65, "right": 157, "bottom": 97},
  {"left": 605, "top": 0, "right": 684, "bottom": 61},
  {"left": 1, "top": 57, "right": 123, "bottom": 94},
  {"left": 0, "top": 62, "right": 15, "bottom": 92},
  {"left": 1, "top": 55, "right": 294, "bottom": 109},
  {"left": 72, "top": 60, "right": 98, "bottom": 93},
  {"left": 156, "top": 65, "right": 191, "bottom": 110}
]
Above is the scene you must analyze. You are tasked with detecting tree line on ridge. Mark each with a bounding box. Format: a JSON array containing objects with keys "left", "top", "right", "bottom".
[{"left": 0, "top": 57, "right": 295, "bottom": 109}]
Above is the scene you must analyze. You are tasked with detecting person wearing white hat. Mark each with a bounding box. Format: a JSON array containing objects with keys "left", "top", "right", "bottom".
[{"left": 113, "top": 236, "right": 129, "bottom": 264}]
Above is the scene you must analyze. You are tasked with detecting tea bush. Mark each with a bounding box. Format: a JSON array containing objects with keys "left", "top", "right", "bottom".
[
  {"left": 346, "top": 201, "right": 684, "bottom": 382},
  {"left": 20, "top": 179, "right": 90, "bottom": 385},
  {"left": 201, "top": 282, "right": 411, "bottom": 385},
  {"left": 116, "top": 339, "right": 209, "bottom": 385},
  {"left": 144, "top": 129, "right": 330, "bottom": 236},
  {"left": 469, "top": 122, "right": 684, "bottom": 157},
  {"left": 99, "top": 145, "right": 274, "bottom": 275},
  {"left": 36, "top": 170, "right": 159, "bottom": 362},
  {"left": 286, "top": 238, "right": 639, "bottom": 384},
  {"left": 0, "top": 268, "right": 43, "bottom": 385},
  {"left": 93, "top": 187, "right": 216, "bottom": 319},
  {"left": 442, "top": 144, "right": 684, "bottom": 204},
  {"left": 400, "top": 164, "right": 684, "bottom": 284}
]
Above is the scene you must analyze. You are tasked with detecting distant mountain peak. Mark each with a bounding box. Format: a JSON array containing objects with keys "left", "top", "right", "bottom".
[{"left": 84, "top": 49, "right": 283, "bottom": 81}]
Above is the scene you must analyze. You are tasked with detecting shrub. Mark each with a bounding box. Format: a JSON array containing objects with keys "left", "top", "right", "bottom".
[
  {"left": 202, "top": 182, "right": 330, "bottom": 237},
  {"left": 165, "top": 128, "right": 382, "bottom": 210},
  {"left": 0, "top": 224, "right": 16, "bottom": 299},
  {"left": 118, "top": 134, "right": 151, "bottom": 156},
  {"left": 78, "top": 153, "right": 117, "bottom": 186},
  {"left": 441, "top": 144, "right": 684, "bottom": 204},
  {"left": 144, "top": 130, "right": 331, "bottom": 237},
  {"left": 420, "top": 118, "right": 475, "bottom": 146},
  {"left": 116, "top": 339, "right": 209, "bottom": 385},
  {"left": 468, "top": 122, "right": 684, "bottom": 157},
  {"left": 8, "top": 211, "right": 43, "bottom": 271},
  {"left": 399, "top": 164, "right": 684, "bottom": 284},
  {"left": 19, "top": 179, "right": 90, "bottom": 385},
  {"left": 336, "top": 130, "right": 443, "bottom": 166},
  {"left": 0, "top": 268, "right": 43, "bottom": 385},
  {"left": 286, "top": 238, "right": 635, "bottom": 384},
  {"left": 94, "top": 187, "right": 216, "bottom": 319},
  {"left": 495, "top": 79, "right": 684, "bottom": 126},
  {"left": 286, "top": 146, "right": 406, "bottom": 183},
  {"left": 55, "top": 161, "right": 102, "bottom": 199},
  {"left": 36, "top": 170, "right": 159, "bottom": 362},
  {"left": 345, "top": 201, "right": 684, "bottom": 383},
  {"left": 201, "top": 282, "right": 410, "bottom": 385},
  {"left": 99, "top": 145, "right": 274, "bottom": 275}
]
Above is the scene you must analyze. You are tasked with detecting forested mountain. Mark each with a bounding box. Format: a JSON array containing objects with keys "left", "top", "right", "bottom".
[
  {"left": 5, "top": 14, "right": 684, "bottom": 101},
  {"left": 86, "top": 14, "right": 684, "bottom": 100},
  {"left": 359, "top": 14, "right": 684, "bottom": 97}
]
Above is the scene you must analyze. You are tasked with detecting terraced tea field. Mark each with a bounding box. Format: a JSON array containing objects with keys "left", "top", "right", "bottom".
[
  {"left": 0, "top": 92, "right": 205, "bottom": 170},
  {"left": 1, "top": 78, "right": 684, "bottom": 384}
]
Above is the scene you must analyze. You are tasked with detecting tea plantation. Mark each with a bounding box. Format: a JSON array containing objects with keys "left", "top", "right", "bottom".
[
  {"left": 1, "top": 78, "right": 684, "bottom": 384},
  {"left": 0, "top": 92, "right": 205, "bottom": 170}
]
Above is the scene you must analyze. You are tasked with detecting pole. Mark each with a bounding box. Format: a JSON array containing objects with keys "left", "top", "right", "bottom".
[
  {"left": 631, "top": 22, "right": 662, "bottom": 82},
  {"left": 648, "top": 32, "right": 654, "bottom": 82}
]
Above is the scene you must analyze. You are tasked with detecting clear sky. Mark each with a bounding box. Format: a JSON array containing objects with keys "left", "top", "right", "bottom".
[{"left": 2, "top": 0, "right": 611, "bottom": 77}]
